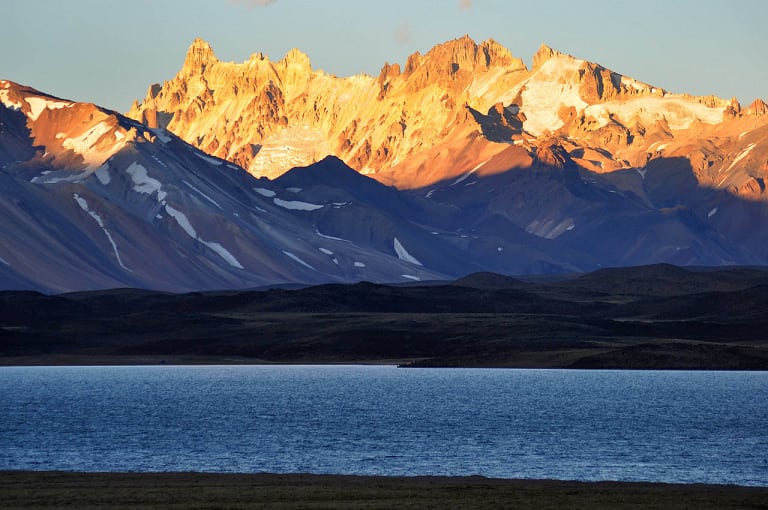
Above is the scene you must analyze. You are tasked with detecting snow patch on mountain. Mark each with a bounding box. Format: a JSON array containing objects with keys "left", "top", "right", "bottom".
[
  {"left": 518, "top": 56, "right": 588, "bottom": 135},
  {"left": 254, "top": 187, "right": 276, "bottom": 197},
  {"left": 165, "top": 204, "right": 243, "bottom": 269},
  {"left": 202, "top": 241, "right": 243, "bottom": 269},
  {"left": 31, "top": 171, "right": 90, "bottom": 184},
  {"left": 708, "top": 207, "right": 718, "bottom": 218},
  {"left": 401, "top": 274, "right": 421, "bottom": 281},
  {"left": 273, "top": 198, "right": 324, "bottom": 211},
  {"left": 24, "top": 97, "right": 71, "bottom": 121},
  {"left": 0, "top": 255, "right": 10, "bottom": 266},
  {"left": 0, "top": 89, "right": 22, "bottom": 110},
  {"left": 164, "top": 204, "right": 197, "bottom": 238},
  {"left": 725, "top": 143, "right": 756, "bottom": 172},
  {"left": 586, "top": 96, "right": 725, "bottom": 131},
  {"left": 73, "top": 193, "right": 129, "bottom": 271},
  {"left": 62, "top": 122, "right": 114, "bottom": 166},
  {"left": 150, "top": 128, "right": 172, "bottom": 144},
  {"left": 282, "top": 250, "right": 315, "bottom": 270},
  {"left": 94, "top": 165, "right": 110, "bottom": 185},
  {"left": 526, "top": 218, "right": 575, "bottom": 239},
  {"left": 393, "top": 237, "right": 422, "bottom": 266},
  {"left": 316, "top": 229, "right": 347, "bottom": 242},
  {"left": 450, "top": 159, "right": 488, "bottom": 187},
  {"left": 354, "top": 261, "right": 366, "bottom": 268},
  {"left": 126, "top": 162, "right": 167, "bottom": 202},
  {"left": 318, "top": 247, "right": 334, "bottom": 255}
]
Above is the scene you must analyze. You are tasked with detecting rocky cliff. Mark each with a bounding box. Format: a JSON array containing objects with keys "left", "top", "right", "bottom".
[{"left": 127, "top": 36, "right": 767, "bottom": 198}]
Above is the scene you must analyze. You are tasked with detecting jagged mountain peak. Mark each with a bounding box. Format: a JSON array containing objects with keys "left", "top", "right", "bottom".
[
  {"left": 182, "top": 38, "right": 218, "bottom": 72},
  {"left": 531, "top": 43, "right": 573, "bottom": 70},
  {"left": 126, "top": 36, "right": 766, "bottom": 198},
  {"left": 279, "top": 47, "right": 312, "bottom": 69},
  {"left": 5, "top": 71, "right": 768, "bottom": 293},
  {"left": 411, "top": 35, "right": 526, "bottom": 73},
  {"left": 746, "top": 98, "right": 768, "bottom": 116}
]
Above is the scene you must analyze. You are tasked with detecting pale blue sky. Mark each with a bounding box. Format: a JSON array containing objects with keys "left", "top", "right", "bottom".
[{"left": 3, "top": 0, "right": 766, "bottom": 112}]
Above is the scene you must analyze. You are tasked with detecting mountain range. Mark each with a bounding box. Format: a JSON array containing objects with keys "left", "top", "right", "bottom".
[{"left": 1, "top": 37, "right": 767, "bottom": 292}]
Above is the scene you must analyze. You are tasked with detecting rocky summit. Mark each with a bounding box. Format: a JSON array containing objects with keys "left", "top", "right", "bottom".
[
  {"left": 129, "top": 36, "right": 766, "bottom": 195},
  {"left": 1, "top": 37, "right": 768, "bottom": 292}
]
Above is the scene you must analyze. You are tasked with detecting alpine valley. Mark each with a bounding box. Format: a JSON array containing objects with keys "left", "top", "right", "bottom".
[{"left": 2, "top": 36, "right": 768, "bottom": 293}]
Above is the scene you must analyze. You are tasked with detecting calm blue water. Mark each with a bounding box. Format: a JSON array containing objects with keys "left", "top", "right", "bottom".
[{"left": 0, "top": 366, "right": 766, "bottom": 486}]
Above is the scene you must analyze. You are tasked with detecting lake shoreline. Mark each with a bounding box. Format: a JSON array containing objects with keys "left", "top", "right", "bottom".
[
  {"left": 2, "top": 470, "right": 767, "bottom": 509},
  {"left": 2, "top": 354, "right": 768, "bottom": 370}
]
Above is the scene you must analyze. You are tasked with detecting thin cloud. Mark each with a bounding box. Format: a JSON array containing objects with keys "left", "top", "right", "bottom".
[
  {"left": 395, "top": 22, "right": 412, "bottom": 44},
  {"left": 459, "top": 0, "right": 472, "bottom": 10}
]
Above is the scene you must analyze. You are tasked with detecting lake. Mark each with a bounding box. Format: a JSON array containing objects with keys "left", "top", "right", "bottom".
[{"left": 0, "top": 365, "right": 766, "bottom": 486}]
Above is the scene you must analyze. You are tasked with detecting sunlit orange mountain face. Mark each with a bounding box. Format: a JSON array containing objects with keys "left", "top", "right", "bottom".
[
  {"left": 129, "top": 36, "right": 768, "bottom": 195},
  {"left": 1, "top": 37, "right": 767, "bottom": 292}
]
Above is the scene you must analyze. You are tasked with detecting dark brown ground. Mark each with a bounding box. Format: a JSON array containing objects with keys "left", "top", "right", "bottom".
[
  {"left": 2, "top": 264, "right": 768, "bottom": 369},
  {"left": 2, "top": 471, "right": 767, "bottom": 510}
]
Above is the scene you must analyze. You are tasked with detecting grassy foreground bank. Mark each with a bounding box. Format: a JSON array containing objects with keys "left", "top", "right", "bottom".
[{"left": 1, "top": 471, "right": 767, "bottom": 510}]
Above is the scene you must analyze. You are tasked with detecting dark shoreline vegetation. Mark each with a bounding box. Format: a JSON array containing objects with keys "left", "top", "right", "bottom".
[
  {"left": 2, "top": 471, "right": 768, "bottom": 510},
  {"left": 2, "top": 264, "right": 768, "bottom": 369}
]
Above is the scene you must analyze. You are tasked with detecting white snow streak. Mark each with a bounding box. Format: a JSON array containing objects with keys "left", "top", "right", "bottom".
[
  {"left": 254, "top": 187, "right": 276, "bottom": 197},
  {"left": 202, "top": 241, "right": 243, "bottom": 269},
  {"left": 164, "top": 204, "right": 197, "bottom": 238},
  {"left": 31, "top": 171, "right": 90, "bottom": 184},
  {"left": 450, "top": 160, "right": 488, "bottom": 187},
  {"left": 708, "top": 207, "right": 718, "bottom": 218},
  {"left": 273, "top": 198, "right": 324, "bottom": 211},
  {"left": 184, "top": 180, "right": 223, "bottom": 210},
  {"left": 282, "top": 251, "right": 315, "bottom": 270},
  {"left": 316, "top": 229, "right": 348, "bottom": 242},
  {"left": 164, "top": 204, "right": 243, "bottom": 269},
  {"left": 73, "top": 193, "right": 129, "bottom": 271},
  {"left": 401, "top": 274, "right": 421, "bottom": 281},
  {"left": 354, "top": 261, "right": 366, "bottom": 268},
  {"left": 525, "top": 218, "right": 575, "bottom": 239},
  {"left": 286, "top": 187, "right": 303, "bottom": 193},
  {"left": 393, "top": 237, "right": 423, "bottom": 266},
  {"left": 318, "top": 248, "right": 334, "bottom": 255},
  {"left": 0, "top": 255, "right": 10, "bottom": 266},
  {"left": 725, "top": 143, "right": 756, "bottom": 173},
  {"left": 126, "top": 162, "right": 167, "bottom": 201}
]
